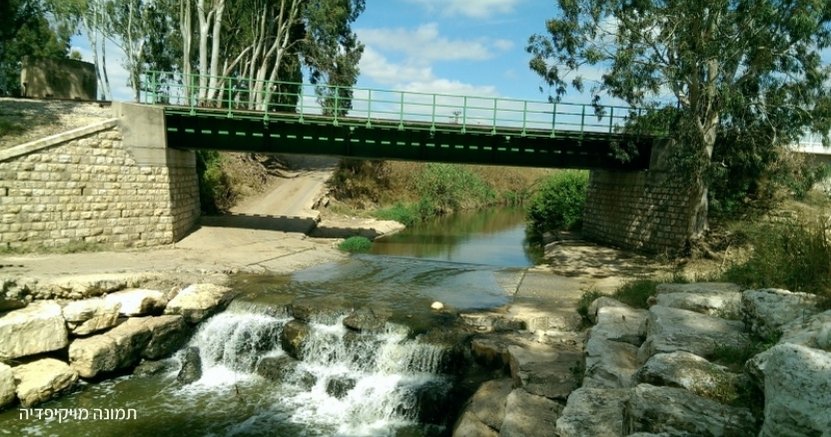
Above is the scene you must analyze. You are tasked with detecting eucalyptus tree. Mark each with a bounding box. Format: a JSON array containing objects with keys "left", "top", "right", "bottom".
[{"left": 528, "top": 0, "right": 831, "bottom": 233}]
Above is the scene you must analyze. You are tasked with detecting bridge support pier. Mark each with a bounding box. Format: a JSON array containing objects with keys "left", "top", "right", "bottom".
[{"left": 582, "top": 142, "right": 698, "bottom": 254}]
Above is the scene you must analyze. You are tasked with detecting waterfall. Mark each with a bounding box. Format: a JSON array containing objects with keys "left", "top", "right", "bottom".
[{"left": 181, "top": 309, "right": 451, "bottom": 436}]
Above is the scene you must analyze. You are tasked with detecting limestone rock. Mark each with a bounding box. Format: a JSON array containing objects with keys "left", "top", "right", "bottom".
[
  {"left": 164, "top": 284, "right": 235, "bottom": 324},
  {"left": 470, "top": 332, "right": 534, "bottom": 371},
  {"left": 509, "top": 343, "right": 582, "bottom": 400},
  {"left": 177, "top": 346, "right": 202, "bottom": 385},
  {"left": 757, "top": 343, "right": 831, "bottom": 437},
  {"left": 627, "top": 384, "right": 755, "bottom": 436},
  {"left": 255, "top": 355, "right": 297, "bottom": 382},
  {"left": 499, "top": 389, "right": 563, "bottom": 437},
  {"left": 742, "top": 288, "right": 819, "bottom": 341},
  {"left": 589, "top": 305, "right": 647, "bottom": 345},
  {"left": 280, "top": 320, "right": 311, "bottom": 360},
  {"left": 68, "top": 317, "right": 153, "bottom": 378},
  {"left": 289, "top": 295, "right": 348, "bottom": 322},
  {"left": 105, "top": 289, "right": 167, "bottom": 317},
  {"left": 638, "top": 305, "right": 749, "bottom": 362},
  {"left": 0, "top": 278, "right": 33, "bottom": 312},
  {"left": 655, "top": 283, "right": 742, "bottom": 319},
  {"left": 12, "top": 358, "right": 78, "bottom": 407},
  {"left": 636, "top": 351, "right": 744, "bottom": 403},
  {"left": 556, "top": 388, "right": 630, "bottom": 437},
  {"left": 586, "top": 297, "right": 629, "bottom": 324},
  {"left": 460, "top": 312, "right": 525, "bottom": 333},
  {"left": 0, "top": 301, "right": 68, "bottom": 360},
  {"left": 453, "top": 411, "right": 499, "bottom": 437},
  {"left": 133, "top": 359, "right": 173, "bottom": 377},
  {"left": 455, "top": 378, "right": 512, "bottom": 432},
  {"left": 61, "top": 297, "right": 121, "bottom": 336},
  {"left": 779, "top": 309, "right": 831, "bottom": 351},
  {"left": 141, "top": 315, "right": 190, "bottom": 360},
  {"left": 0, "top": 363, "right": 15, "bottom": 408},
  {"left": 342, "top": 307, "right": 386, "bottom": 333},
  {"left": 36, "top": 274, "right": 130, "bottom": 299},
  {"left": 583, "top": 337, "right": 639, "bottom": 389}
]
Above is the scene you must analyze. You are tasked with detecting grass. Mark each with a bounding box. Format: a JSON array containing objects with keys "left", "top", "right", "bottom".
[{"left": 338, "top": 236, "right": 373, "bottom": 253}]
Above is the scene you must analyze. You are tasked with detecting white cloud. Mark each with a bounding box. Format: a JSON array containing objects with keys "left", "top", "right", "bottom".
[
  {"left": 357, "top": 23, "right": 508, "bottom": 63},
  {"left": 408, "top": 0, "right": 522, "bottom": 19}
]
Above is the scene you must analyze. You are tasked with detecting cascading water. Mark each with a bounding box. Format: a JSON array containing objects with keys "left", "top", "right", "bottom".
[{"left": 180, "top": 304, "right": 452, "bottom": 436}]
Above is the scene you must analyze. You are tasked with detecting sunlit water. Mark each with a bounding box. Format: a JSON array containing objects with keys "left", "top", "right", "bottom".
[{"left": 0, "top": 208, "right": 535, "bottom": 436}]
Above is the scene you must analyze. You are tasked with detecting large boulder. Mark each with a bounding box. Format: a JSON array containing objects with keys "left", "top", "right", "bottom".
[
  {"left": 104, "top": 289, "right": 167, "bottom": 317},
  {"left": 470, "top": 332, "right": 534, "bottom": 371},
  {"left": 627, "top": 384, "right": 755, "bottom": 436},
  {"left": 583, "top": 337, "right": 639, "bottom": 389},
  {"left": 589, "top": 305, "right": 647, "bottom": 346},
  {"left": 0, "top": 363, "right": 15, "bottom": 409},
  {"left": 61, "top": 297, "right": 121, "bottom": 336},
  {"left": 742, "top": 288, "right": 820, "bottom": 341},
  {"left": 779, "top": 310, "right": 831, "bottom": 351},
  {"left": 636, "top": 351, "right": 744, "bottom": 403},
  {"left": 141, "top": 315, "right": 191, "bottom": 360},
  {"left": 500, "top": 388, "right": 563, "bottom": 437},
  {"left": 280, "top": 320, "right": 311, "bottom": 360},
  {"left": 756, "top": 343, "right": 831, "bottom": 437},
  {"left": 586, "top": 297, "right": 630, "bottom": 324},
  {"left": 342, "top": 307, "right": 386, "bottom": 333},
  {"left": 0, "top": 301, "right": 68, "bottom": 360},
  {"left": 68, "top": 317, "right": 153, "bottom": 378},
  {"left": 638, "top": 306, "right": 750, "bottom": 362},
  {"left": 177, "top": 346, "right": 202, "bottom": 385},
  {"left": 453, "top": 412, "right": 499, "bottom": 437},
  {"left": 12, "top": 358, "right": 78, "bottom": 407},
  {"left": 655, "top": 283, "right": 742, "bottom": 319},
  {"left": 556, "top": 388, "right": 630, "bottom": 437},
  {"left": 452, "top": 378, "right": 512, "bottom": 435},
  {"left": 509, "top": 343, "right": 582, "bottom": 401},
  {"left": 164, "top": 284, "right": 235, "bottom": 324},
  {"left": 289, "top": 295, "right": 348, "bottom": 323}
]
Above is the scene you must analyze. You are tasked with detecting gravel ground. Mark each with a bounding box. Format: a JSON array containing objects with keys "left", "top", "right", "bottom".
[{"left": 0, "top": 98, "right": 114, "bottom": 149}]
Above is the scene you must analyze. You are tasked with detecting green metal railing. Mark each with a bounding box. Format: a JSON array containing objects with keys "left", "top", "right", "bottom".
[{"left": 141, "top": 71, "right": 644, "bottom": 139}]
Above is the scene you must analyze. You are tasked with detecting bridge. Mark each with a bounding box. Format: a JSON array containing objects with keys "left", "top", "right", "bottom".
[{"left": 141, "top": 72, "right": 655, "bottom": 170}]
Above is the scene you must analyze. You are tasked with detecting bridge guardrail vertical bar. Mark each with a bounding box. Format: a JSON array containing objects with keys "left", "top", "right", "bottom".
[
  {"left": 551, "top": 102, "right": 557, "bottom": 138},
  {"left": 462, "top": 96, "right": 467, "bottom": 134},
  {"left": 521, "top": 101, "right": 527, "bottom": 136},
  {"left": 399, "top": 92, "right": 404, "bottom": 130},
  {"left": 366, "top": 89, "right": 372, "bottom": 128},
  {"left": 491, "top": 98, "right": 497, "bottom": 135},
  {"left": 431, "top": 94, "right": 436, "bottom": 132}
]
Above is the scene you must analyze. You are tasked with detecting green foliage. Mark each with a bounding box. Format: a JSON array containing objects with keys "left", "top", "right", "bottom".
[
  {"left": 613, "top": 279, "right": 660, "bottom": 309},
  {"left": 338, "top": 236, "right": 372, "bottom": 253},
  {"left": 196, "top": 150, "right": 236, "bottom": 214},
  {"left": 526, "top": 170, "right": 589, "bottom": 237},
  {"left": 577, "top": 289, "right": 605, "bottom": 320},
  {"left": 374, "top": 203, "right": 418, "bottom": 227},
  {"left": 414, "top": 164, "right": 495, "bottom": 215},
  {"left": 724, "top": 218, "right": 831, "bottom": 298},
  {"left": 329, "top": 159, "right": 390, "bottom": 202}
]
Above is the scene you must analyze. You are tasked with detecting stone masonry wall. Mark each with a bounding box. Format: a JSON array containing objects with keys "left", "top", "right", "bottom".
[
  {"left": 582, "top": 169, "right": 695, "bottom": 254},
  {"left": 0, "top": 123, "right": 199, "bottom": 250}
]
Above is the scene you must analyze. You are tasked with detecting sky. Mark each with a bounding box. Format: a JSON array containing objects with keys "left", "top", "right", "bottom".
[{"left": 70, "top": 0, "right": 566, "bottom": 104}]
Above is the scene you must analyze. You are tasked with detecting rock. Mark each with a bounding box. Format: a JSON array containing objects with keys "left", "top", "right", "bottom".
[
  {"left": 636, "top": 351, "right": 744, "bottom": 403},
  {"left": 0, "top": 301, "right": 68, "bottom": 360},
  {"left": 756, "top": 343, "right": 831, "bottom": 437},
  {"left": 164, "top": 284, "right": 235, "bottom": 324},
  {"left": 583, "top": 337, "right": 639, "bottom": 389},
  {"left": 655, "top": 283, "right": 742, "bottom": 319},
  {"left": 460, "top": 312, "right": 525, "bottom": 333},
  {"left": 509, "top": 343, "right": 582, "bottom": 400},
  {"left": 342, "top": 307, "right": 386, "bottom": 333},
  {"left": 141, "top": 315, "right": 191, "bottom": 359},
  {"left": 326, "top": 377, "right": 356, "bottom": 399},
  {"left": 453, "top": 411, "right": 499, "bottom": 437},
  {"left": 586, "top": 297, "right": 629, "bottom": 324},
  {"left": 638, "top": 306, "right": 750, "bottom": 362},
  {"left": 61, "top": 297, "right": 121, "bottom": 336},
  {"left": 470, "top": 333, "right": 532, "bottom": 371},
  {"left": 177, "top": 347, "right": 202, "bottom": 385},
  {"left": 255, "top": 355, "right": 297, "bottom": 382},
  {"left": 742, "top": 288, "right": 819, "bottom": 341},
  {"left": 104, "top": 289, "right": 167, "bottom": 317},
  {"left": 12, "top": 358, "right": 78, "bottom": 407},
  {"left": 556, "top": 388, "right": 630, "bottom": 437},
  {"left": 412, "top": 380, "right": 452, "bottom": 425},
  {"left": 36, "top": 274, "right": 129, "bottom": 299},
  {"left": 0, "top": 278, "right": 32, "bottom": 312},
  {"left": 280, "top": 320, "right": 311, "bottom": 360},
  {"left": 431, "top": 301, "right": 444, "bottom": 311},
  {"left": 0, "top": 363, "right": 15, "bottom": 409},
  {"left": 455, "top": 378, "right": 512, "bottom": 432},
  {"left": 499, "top": 388, "right": 563, "bottom": 437},
  {"left": 589, "top": 305, "right": 647, "bottom": 345},
  {"left": 779, "top": 309, "right": 831, "bottom": 351},
  {"left": 289, "top": 295, "right": 348, "bottom": 323},
  {"left": 68, "top": 317, "right": 153, "bottom": 378},
  {"left": 133, "top": 359, "right": 173, "bottom": 377},
  {"left": 627, "top": 384, "right": 755, "bottom": 436}
]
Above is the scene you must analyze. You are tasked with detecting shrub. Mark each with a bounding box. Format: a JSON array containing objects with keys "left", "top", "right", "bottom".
[
  {"left": 374, "top": 203, "right": 419, "bottom": 226},
  {"left": 338, "top": 236, "right": 373, "bottom": 253},
  {"left": 526, "top": 170, "right": 589, "bottom": 237},
  {"left": 414, "top": 164, "right": 495, "bottom": 215}
]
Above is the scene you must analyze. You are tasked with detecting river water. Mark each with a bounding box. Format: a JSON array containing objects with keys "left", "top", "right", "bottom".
[{"left": 1, "top": 209, "right": 536, "bottom": 436}]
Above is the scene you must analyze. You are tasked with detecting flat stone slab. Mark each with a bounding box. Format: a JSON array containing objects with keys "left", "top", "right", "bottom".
[
  {"left": 742, "top": 288, "right": 820, "bottom": 341},
  {"left": 509, "top": 342, "right": 582, "bottom": 401},
  {"left": 638, "top": 305, "right": 750, "bottom": 362},
  {"left": 69, "top": 317, "right": 153, "bottom": 378},
  {"left": 140, "top": 315, "right": 190, "bottom": 360},
  {"left": 556, "top": 388, "right": 630, "bottom": 437},
  {"left": 61, "top": 297, "right": 121, "bottom": 336},
  {"left": 636, "top": 351, "right": 744, "bottom": 403},
  {"left": 0, "top": 363, "right": 15, "bottom": 408},
  {"left": 104, "top": 288, "right": 167, "bottom": 317},
  {"left": 589, "top": 305, "right": 647, "bottom": 345},
  {"left": 32, "top": 272, "right": 159, "bottom": 300},
  {"left": 164, "top": 283, "right": 235, "bottom": 324},
  {"left": 500, "top": 388, "right": 563, "bottom": 437},
  {"left": 12, "top": 358, "right": 78, "bottom": 407},
  {"left": 507, "top": 272, "right": 583, "bottom": 333},
  {"left": 0, "top": 301, "right": 68, "bottom": 360},
  {"left": 461, "top": 378, "right": 512, "bottom": 431},
  {"left": 780, "top": 310, "right": 831, "bottom": 351},
  {"left": 655, "top": 290, "right": 742, "bottom": 319},
  {"left": 583, "top": 337, "right": 639, "bottom": 389}
]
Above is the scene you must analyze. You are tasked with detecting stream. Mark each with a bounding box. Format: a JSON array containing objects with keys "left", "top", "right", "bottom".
[{"left": 1, "top": 208, "right": 536, "bottom": 436}]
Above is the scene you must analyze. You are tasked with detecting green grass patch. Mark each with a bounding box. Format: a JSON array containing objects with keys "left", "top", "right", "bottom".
[
  {"left": 338, "top": 236, "right": 373, "bottom": 253},
  {"left": 613, "top": 279, "right": 661, "bottom": 309},
  {"left": 374, "top": 202, "right": 419, "bottom": 226}
]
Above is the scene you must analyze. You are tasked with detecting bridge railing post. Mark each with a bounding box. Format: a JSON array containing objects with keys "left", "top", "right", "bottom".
[
  {"left": 227, "top": 75, "right": 233, "bottom": 117},
  {"left": 550, "top": 102, "right": 557, "bottom": 138},
  {"left": 366, "top": 89, "right": 372, "bottom": 128},
  {"left": 521, "top": 101, "right": 527, "bottom": 136},
  {"left": 609, "top": 107, "right": 614, "bottom": 136},
  {"left": 580, "top": 105, "right": 586, "bottom": 141},
  {"left": 398, "top": 92, "right": 404, "bottom": 130},
  {"left": 298, "top": 84, "right": 304, "bottom": 123},
  {"left": 462, "top": 96, "right": 467, "bottom": 134},
  {"left": 491, "top": 98, "right": 497, "bottom": 135},
  {"left": 189, "top": 73, "right": 196, "bottom": 115},
  {"left": 431, "top": 94, "right": 436, "bottom": 132},
  {"left": 333, "top": 85, "right": 340, "bottom": 126}
]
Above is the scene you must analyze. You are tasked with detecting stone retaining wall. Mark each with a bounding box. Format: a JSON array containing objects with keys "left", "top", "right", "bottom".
[
  {"left": 582, "top": 169, "right": 694, "bottom": 254},
  {"left": 0, "top": 118, "right": 199, "bottom": 250}
]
